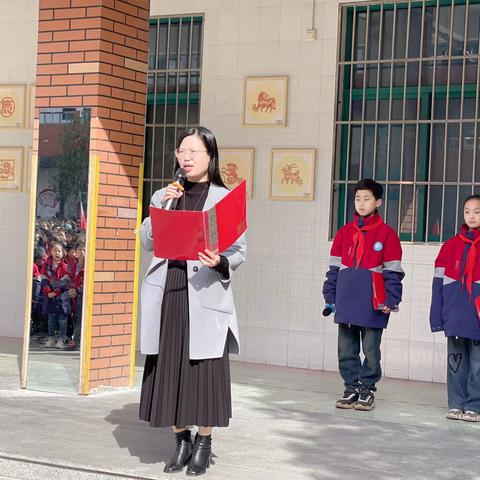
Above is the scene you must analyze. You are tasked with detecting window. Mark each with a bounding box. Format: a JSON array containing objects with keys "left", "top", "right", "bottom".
[
  {"left": 143, "top": 16, "right": 203, "bottom": 218},
  {"left": 332, "top": 0, "right": 480, "bottom": 242}
]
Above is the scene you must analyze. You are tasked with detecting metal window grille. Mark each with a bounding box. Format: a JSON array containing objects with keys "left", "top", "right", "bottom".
[
  {"left": 332, "top": 0, "right": 480, "bottom": 242},
  {"left": 143, "top": 15, "right": 204, "bottom": 218}
]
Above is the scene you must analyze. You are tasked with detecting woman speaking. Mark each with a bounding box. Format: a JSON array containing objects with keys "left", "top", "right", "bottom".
[{"left": 139, "top": 126, "right": 246, "bottom": 476}]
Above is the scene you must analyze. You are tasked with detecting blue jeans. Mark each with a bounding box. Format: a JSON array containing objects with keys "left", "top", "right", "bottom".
[
  {"left": 447, "top": 336, "right": 480, "bottom": 413},
  {"left": 338, "top": 323, "right": 383, "bottom": 392},
  {"left": 47, "top": 312, "right": 67, "bottom": 339}
]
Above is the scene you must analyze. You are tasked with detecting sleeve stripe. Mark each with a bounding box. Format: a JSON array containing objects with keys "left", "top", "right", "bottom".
[
  {"left": 383, "top": 260, "right": 404, "bottom": 273},
  {"left": 433, "top": 267, "right": 445, "bottom": 278},
  {"left": 443, "top": 275, "right": 455, "bottom": 285},
  {"left": 329, "top": 255, "right": 342, "bottom": 267}
]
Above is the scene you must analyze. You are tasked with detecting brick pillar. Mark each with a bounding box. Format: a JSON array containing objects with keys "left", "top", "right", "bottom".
[{"left": 35, "top": 0, "right": 149, "bottom": 392}]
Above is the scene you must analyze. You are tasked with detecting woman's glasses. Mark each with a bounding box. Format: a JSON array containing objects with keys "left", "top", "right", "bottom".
[{"left": 175, "top": 148, "right": 207, "bottom": 158}]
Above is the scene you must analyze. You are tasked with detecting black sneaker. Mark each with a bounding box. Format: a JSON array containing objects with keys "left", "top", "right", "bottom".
[
  {"left": 355, "top": 390, "right": 375, "bottom": 411},
  {"left": 335, "top": 389, "right": 359, "bottom": 409}
]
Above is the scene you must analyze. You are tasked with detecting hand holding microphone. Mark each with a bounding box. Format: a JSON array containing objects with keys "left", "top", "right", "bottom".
[
  {"left": 162, "top": 168, "right": 187, "bottom": 210},
  {"left": 322, "top": 303, "right": 336, "bottom": 317}
]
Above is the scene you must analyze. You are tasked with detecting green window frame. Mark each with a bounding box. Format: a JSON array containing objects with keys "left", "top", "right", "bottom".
[
  {"left": 332, "top": 0, "right": 480, "bottom": 242},
  {"left": 143, "top": 15, "right": 204, "bottom": 218}
]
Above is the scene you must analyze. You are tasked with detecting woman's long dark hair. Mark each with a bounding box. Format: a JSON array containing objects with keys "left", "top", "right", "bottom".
[{"left": 174, "top": 126, "right": 226, "bottom": 188}]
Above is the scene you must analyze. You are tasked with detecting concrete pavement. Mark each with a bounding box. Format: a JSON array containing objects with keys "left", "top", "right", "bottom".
[{"left": 0, "top": 344, "right": 479, "bottom": 480}]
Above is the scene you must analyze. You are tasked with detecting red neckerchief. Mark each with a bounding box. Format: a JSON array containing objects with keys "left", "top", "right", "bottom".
[
  {"left": 458, "top": 225, "right": 480, "bottom": 299},
  {"left": 352, "top": 213, "right": 383, "bottom": 268},
  {"left": 66, "top": 256, "right": 76, "bottom": 268},
  {"left": 74, "top": 263, "right": 84, "bottom": 289},
  {"left": 66, "top": 258, "right": 78, "bottom": 281}
]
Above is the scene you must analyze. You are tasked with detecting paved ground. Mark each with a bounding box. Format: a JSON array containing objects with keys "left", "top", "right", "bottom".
[{"left": 0, "top": 341, "right": 479, "bottom": 480}]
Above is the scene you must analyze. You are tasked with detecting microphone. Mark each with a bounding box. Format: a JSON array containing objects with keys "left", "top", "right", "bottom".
[
  {"left": 322, "top": 304, "right": 335, "bottom": 317},
  {"left": 163, "top": 167, "right": 187, "bottom": 210}
]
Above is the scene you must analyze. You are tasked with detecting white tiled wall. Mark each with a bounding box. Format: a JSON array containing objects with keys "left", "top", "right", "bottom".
[
  {"left": 0, "top": 1, "right": 37, "bottom": 338},
  {"left": 1, "top": 0, "right": 447, "bottom": 385},
  {"left": 145, "top": 0, "right": 448, "bottom": 383}
]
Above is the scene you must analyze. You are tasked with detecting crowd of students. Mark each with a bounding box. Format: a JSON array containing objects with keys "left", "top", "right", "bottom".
[{"left": 31, "top": 216, "right": 85, "bottom": 351}]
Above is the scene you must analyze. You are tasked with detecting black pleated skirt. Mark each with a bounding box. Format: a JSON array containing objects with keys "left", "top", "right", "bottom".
[{"left": 139, "top": 261, "right": 232, "bottom": 428}]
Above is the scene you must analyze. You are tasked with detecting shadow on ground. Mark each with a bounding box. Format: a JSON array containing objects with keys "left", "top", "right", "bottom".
[
  {"left": 229, "top": 363, "right": 480, "bottom": 480},
  {"left": 105, "top": 402, "right": 173, "bottom": 466}
]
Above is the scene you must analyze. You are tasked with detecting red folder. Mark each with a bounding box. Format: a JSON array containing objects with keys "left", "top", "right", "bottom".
[
  {"left": 150, "top": 180, "right": 247, "bottom": 260},
  {"left": 372, "top": 271, "right": 386, "bottom": 310},
  {"left": 475, "top": 297, "right": 480, "bottom": 325}
]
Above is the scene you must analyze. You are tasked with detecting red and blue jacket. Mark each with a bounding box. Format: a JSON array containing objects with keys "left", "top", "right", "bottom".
[
  {"left": 40, "top": 257, "right": 71, "bottom": 316},
  {"left": 430, "top": 225, "right": 480, "bottom": 340},
  {"left": 67, "top": 260, "right": 84, "bottom": 315},
  {"left": 323, "top": 213, "right": 404, "bottom": 329}
]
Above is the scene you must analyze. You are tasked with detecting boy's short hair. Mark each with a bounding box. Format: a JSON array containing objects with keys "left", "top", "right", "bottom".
[
  {"left": 354, "top": 179, "right": 383, "bottom": 200},
  {"left": 74, "top": 241, "right": 85, "bottom": 250},
  {"left": 463, "top": 194, "right": 480, "bottom": 206}
]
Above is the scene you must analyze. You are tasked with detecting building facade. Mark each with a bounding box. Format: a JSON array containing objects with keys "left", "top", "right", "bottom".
[{"left": 3, "top": 0, "right": 478, "bottom": 387}]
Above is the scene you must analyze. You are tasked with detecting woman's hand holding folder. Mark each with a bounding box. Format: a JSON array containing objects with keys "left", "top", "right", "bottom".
[{"left": 198, "top": 248, "right": 220, "bottom": 268}]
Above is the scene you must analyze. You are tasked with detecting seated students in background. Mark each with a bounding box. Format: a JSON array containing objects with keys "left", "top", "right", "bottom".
[
  {"left": 323, "top": 179, "right": 404, "bottom": 411},
  {"left": 65, "top": 241, "right": 85, "bottom": 351},
  {"left": 65, "top": 223, "right": 75, "bottom": 244},
  {"left": 430, "top": 195, "right": 480, "bottom": 423},
  {"left": 65, "top": 243, "right": 77, "bottom": 340},
  {"left": 40, "top": 241, "right": 71, "bottom": 349},
  {"left": 56, "top": 227, "right": 67, "bottom": 244},
  {"left": 31, "top": 247, "right": 47, "bottom": 336}
]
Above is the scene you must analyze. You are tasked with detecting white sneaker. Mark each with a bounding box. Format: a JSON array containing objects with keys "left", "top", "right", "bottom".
[
  {"left": 446, "top": 409, "right": 463, "bottom": 420},
  {"left": 55, "top": 338, "right": 65, "bottom": 349},
  {"left": 45, "top": 337, "right": 56, "bottom": 348},
  {"left": 462, "top": 411, "right": 480, "bottom": 422}
]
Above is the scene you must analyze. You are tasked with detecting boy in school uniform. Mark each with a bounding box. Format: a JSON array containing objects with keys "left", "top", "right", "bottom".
[
  {"left": 430, "top": 195, "right": 480, "bottom": 422},
  {"left": 323, "top": 179, "right": 404, "bottom": 410}
]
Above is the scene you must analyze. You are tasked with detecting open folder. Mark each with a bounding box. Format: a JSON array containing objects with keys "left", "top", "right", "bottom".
[
  {"left": 372, "top": 271, "right": 386, "bottom": 310},
  {"left": 150, "top": 180, "right": 247, "bottom": 260}
]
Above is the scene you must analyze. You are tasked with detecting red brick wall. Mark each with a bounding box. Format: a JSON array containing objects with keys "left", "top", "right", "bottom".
[{"left": 36, "top": 0, "right": 150, "bottom": 391}]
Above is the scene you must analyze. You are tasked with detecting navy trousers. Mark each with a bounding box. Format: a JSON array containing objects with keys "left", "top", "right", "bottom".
[{"left": 338, "top": 323, "right": 383, "bottom": 392}]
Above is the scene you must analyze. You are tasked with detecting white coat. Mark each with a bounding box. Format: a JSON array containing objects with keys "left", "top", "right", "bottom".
[{"left": 139, "top": 184, "right": 246, "bottom": 359}]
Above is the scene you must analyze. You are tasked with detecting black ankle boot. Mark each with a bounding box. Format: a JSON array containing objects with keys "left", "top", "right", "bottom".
[
  {"left": 186, "top": 433, "right": 212, "bottom": 476},
  {"left": 163, "top": 429, "right": 193, "bottom": 473}
]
